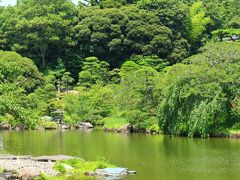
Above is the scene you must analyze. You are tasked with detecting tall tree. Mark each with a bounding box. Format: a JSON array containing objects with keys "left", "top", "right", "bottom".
[
  {"left": 189, "top": 1, "right": 211, "bottom": 40},
  {"left": 0, "top": 0, "right": 77, "bottom": 68},
  {"left": 78, "top": 57, "right": 110, "bottom": 87},
  {"left": 137, "top": 0, "right": 191, "bottom": 38}
]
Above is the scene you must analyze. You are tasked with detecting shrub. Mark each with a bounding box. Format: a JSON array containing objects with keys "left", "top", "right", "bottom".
[{"left": 38, "top": 120, "right": 57, "bottom": 130}]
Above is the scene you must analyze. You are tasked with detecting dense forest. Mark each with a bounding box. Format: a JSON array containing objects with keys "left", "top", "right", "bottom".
[{"left": 0, "top": 0, "right": 240, "bottom": 137}]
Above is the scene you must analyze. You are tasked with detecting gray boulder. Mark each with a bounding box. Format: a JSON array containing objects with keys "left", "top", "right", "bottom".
[
  {"left": 79, "top": 122, "right": 93, "bottom": 129},
  {"left": 94, "top": 167, "right": 136, "bottom": 178},
  {"left": 118, "top": 124, "right": 133, "bottom": 133},
  {"left": 13, "top": 125, "right": 25, "bottom": 131}
]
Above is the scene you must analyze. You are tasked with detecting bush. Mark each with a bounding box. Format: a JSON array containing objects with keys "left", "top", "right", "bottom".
[
  {"left": 63, "top": 85, "right": 114, "bottom": 125},
  {"left": 126, "top": 110, "right": 149, "bottom": 129},
  {"left": 148, "top": 124, "right": 160, "bottom": 134},
  {"left": 38, "top": 120, "right": 57, "bottom": 130}
]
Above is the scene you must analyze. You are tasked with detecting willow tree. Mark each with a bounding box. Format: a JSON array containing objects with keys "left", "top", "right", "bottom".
[{"left": 158, "top": 42, "right": 240, "bottom": 137}]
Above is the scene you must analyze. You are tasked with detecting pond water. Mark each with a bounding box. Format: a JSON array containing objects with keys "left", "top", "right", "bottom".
[{"left": 0, "top": 130, "right": 240, "bottom": 180}]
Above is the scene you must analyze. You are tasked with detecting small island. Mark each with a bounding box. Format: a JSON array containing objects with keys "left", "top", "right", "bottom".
[{"left": 0, "top": 155, "right": 136, "bottom": 180}]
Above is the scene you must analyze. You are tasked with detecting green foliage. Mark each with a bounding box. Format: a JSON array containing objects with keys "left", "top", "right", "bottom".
[
  {"left": 0, "top": 0, "right": 239, "bottom": 138},
  {"left": 158, "top": 42, "right": 240, "bottom": 137},
  {"left": 64, "top": 85, "right": 114, "bottom": 125},
  {"left": 34, "top": 174, "right": 48, "bottom": 180},
  {"left": 100, "top": 0, "right": 126, "bottom": 8},
  {"left": 64, "top": 60, "right": 159, "bottom": 128},
  {"left": 0, "top": 51, "right": 46, "bottom": 128},
  {"left": 126, "top": 110, "right": 148, "bottom": 129},
  {"left": 74, "top": 5, "right": 188, "bottom": 66},
  {"left": 137, "top": 0, "right": 191, "bottom": 38},
  {"left": 0, "top": 0, "right": 239, "bottom": 76},
  {"left": 103, "top": 117, "right": 128, "bottom": 129},
  {"left": 61, "top": 72, "right": 74, "bottom": 91},
  {"left": 0, "top": 0, "right": 77, "bottom": 68},
  {"left": 148, "top": 123, "right": 160, "bottom": 133},
  {"left": 78, "top": 57, "right": 110, "bottom": 87},
  {"left": 57, "top": 158, "right": 114, "bottom": 175},
  {"left": 117, "top": 62, "right": 158, "bottom": 113},
  {"left": 37, "top": 120, "right": 57, "bottom": 130},
  {"left": 203, "top": 0, "right": 240, "bottom": 30},
  {"left": 54, "top": 163, "right": 67, "bottom": 174},
  {"left": 128, "top": 55, "right": 169, "bottom": 71},
  {"left": 189, "top": 1, "right": 211, "bottom": 40},
  {"left": 212, "top": 29, "right": 240, "bottom": 41},
  {"left": 0, "top": 50, "right": 43, "bottom": 93}
]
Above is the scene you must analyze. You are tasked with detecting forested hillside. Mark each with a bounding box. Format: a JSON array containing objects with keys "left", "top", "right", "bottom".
[{"left": 0, "top": 0, "right": 239, "bottom": 137}]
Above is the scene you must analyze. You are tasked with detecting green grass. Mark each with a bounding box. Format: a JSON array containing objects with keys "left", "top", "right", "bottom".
[
  {"left": 36, "top": 157, "right": 116, "bottom": 180},
  {"left": 53, "top": 158, "right": 115, "bottom": 176},
  {"left": 53, "top": 163, "right": 66, "bottom": 174},
  {"left": 103, "top": 117, "right": 128, "bottom": 129}
]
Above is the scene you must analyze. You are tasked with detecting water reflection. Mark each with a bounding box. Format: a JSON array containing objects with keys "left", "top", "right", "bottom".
[
  {"left": 0, "top": 130, "right": 240, "bottom": 180},
  {"left": 0, "top": 136, "right": 3, "bottom": 150}
]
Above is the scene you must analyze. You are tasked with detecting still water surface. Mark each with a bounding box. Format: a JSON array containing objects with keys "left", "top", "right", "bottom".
[{"left": 0, "top": 130, "right": 240, "bottom": 180}]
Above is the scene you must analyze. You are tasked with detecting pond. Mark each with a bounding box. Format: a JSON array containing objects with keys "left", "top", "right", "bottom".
[{"left": 0, "top": 130, "right": 240, "bottom": 180}]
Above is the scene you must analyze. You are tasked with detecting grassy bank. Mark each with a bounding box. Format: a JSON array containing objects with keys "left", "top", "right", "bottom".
[{"left": 103, "top": 117, "right": 128, "bottom": 129}]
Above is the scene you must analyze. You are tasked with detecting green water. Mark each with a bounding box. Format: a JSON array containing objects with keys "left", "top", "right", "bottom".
[{"left": 0, "top": 130, "right": 240, "bottom": 180}]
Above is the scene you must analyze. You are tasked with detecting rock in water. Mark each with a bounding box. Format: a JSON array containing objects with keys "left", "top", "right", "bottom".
[
  {"left": 118, "top": 124, "right": 133, "bottom": 133},
  {"left": 95, "top": 167, "right": 136, "bottom": 179},
  {"left": 61, "top": 124, "right": 70, "bottom": 129},
  {"left": 79, "top": 122, "right": 93, "bottom": 129}
]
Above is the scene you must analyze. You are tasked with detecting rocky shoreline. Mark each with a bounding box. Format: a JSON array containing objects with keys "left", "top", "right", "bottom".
[
  {"left": 0, "top": 121, "right": 160, "bottom": 135},
  {"left": 0, "top": 155, "right": 77, "bottom": 180},
  {"left": 0, "top": 155, "right": 136, "bottom": 180}
]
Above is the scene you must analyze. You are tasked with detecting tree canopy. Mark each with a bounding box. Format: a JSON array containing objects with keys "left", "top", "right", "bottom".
[{"left": 0, "top": 0, "right": 240, "bottom": 136}]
